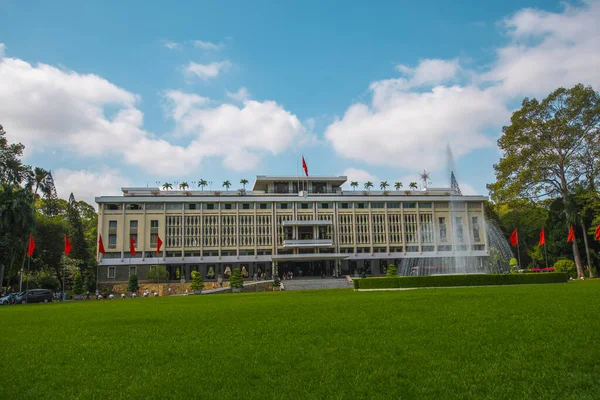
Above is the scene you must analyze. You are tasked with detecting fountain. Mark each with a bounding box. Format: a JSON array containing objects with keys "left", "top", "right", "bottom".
[{"left": 397, "top": 146, "right": 512, "bottom": 276}]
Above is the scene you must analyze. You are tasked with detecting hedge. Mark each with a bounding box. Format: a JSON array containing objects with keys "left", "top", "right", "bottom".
[{"left": 353, "top": 273, "right": 568, "bottom": 290}]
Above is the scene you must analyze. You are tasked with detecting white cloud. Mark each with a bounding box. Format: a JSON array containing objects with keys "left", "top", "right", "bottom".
[
  {"left": 326, "top": 1, "right": 600, "bottom": 173},
  {"left": 185, "top": 61, "right": 231, "bottom": 80},
  {"left": 192, "top": 40, "right": 222, "bottom": 50},
  {"left": 163, "top": 90, "right": 210, "bottom": 120},
  {"left": 53, "top": 167, "right": 132, "bottom": 206},
  {"left": 458, "top": 182, "right": 478, "bottom": 196},
  {"left": 341, "top": 168, "right": 379, "bottom": 189},
  {"left": 0, "top": 43, "right": 5, "bottom": 58},
  {"left": 226, "top": 87, "right": 250, "bottom": 102},
  {"left": 163, "top": 41, "right": 181, "bottom": 50}
]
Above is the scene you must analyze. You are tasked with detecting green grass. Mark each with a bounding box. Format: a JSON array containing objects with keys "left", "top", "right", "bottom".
[{"left": 2, "top": 281, "right": 600, "bottom": 399}]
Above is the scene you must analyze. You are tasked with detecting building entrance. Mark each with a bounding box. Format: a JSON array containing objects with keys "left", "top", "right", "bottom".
[{"left": 278, "top": 260, "right": 335, "bottom": 278}]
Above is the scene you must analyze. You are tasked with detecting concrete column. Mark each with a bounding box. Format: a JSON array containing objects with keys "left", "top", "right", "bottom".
[
  {"left": 121, "top": 205, "right": 125, "bottom": 261},
  {"left": 416, "top": 204, "right": 422, "bottom": 255},
  {"left": 400, "top": 203, "right": 406, "bottom": 255}
]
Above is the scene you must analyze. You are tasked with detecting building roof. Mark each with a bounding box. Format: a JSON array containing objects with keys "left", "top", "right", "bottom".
[{"left": 252, "top": 175, "right": 347, "bottom": 191}]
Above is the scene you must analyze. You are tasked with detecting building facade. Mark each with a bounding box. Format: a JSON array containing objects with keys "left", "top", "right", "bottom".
[{"left": 95, "top": 175, "right": 489, "bottom": 282}]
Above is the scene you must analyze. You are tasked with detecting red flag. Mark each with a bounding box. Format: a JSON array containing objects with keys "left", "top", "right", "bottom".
[
  {"left": 538, "top": 228, "right": 545, "bottom": 246},
  {"left": 595, "top": 225, "right": 600, "bottom": 241},
  {"left": 27, "top": 234, "right": 35, "bottom": 256},
  {"left": 509, "top": 229, "right": 518, "bottom": 246},
  {"left": 130, "top": 236, "right": 136, "bottom": 256},
  {"left": 567, "top": 225, "right": 575, "bottom": 243},
  {"left": 98, "top": 235, "right": 106, "bottom": 254},
  {"left": 302, "top": 156, "right": 308, "bottom": 177},
  {"left": 156, "top": 236, "right": 163, "bottom": 255},
  {"left": 64, "top": 235, "right": 72, "bottom": 255}
]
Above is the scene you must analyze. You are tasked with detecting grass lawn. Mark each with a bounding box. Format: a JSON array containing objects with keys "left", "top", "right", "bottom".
[{"left": 2, "top": 281, "right": 600, "bottom": 399}]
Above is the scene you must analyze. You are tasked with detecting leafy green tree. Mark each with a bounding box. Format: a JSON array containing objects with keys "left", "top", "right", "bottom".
[
  {"left": 32, "top": 213, "right": 67, "bottom": 279},
  {"left": 198, "top": 179, "right": 207, "bottom": 190},
  {"left": 380, "top": 181, "right": 389, "bottom": 192},
  {"left": 394, "top": 181, "right": 403, "bottom": 191},
  {"left": 72, "top": 272, "right": 84, "bottom": 295},
  {"left": 350, "top": 181, "right": 358, "bottom": 191},
  {"left": 39, "top": 273, "right": 60, "bottom": 291},
  {"left": 409, "top": 182, "right": 418, "bottom": 190},
  {"left": 179, "top": 182, "right": 189, "bottom": 190},
  {"left": 554, "top": 259, "right": 576, "bottom": 278},
  {"left": 128, "top": 274, "right": 139, "bottom": 292},
  {"left": 147, "top": 265, "right": 169, "bottom": 282},
  {"left": 487, "top": 84, "right": 600, "bottom": 278},
  {"left": 230, "top": 268, "right": 244, "bottom": 289},
  {"left": 364, "top": 181, "right": 373, "bottom": 191},
  {"left": 222, "top": 180, "right": 231, "bottom": 191},
  {"left": 67, "top": 193, "right": 89, "bottom": 267},
  {"left": 240, "top": 179, "right": 249, "bottom": 190},
  {"left": 162, "top": 182, "right": 172, "bottom": 190},
  {"left": 509, "top": 258, "right": 519, "bottom": 274},
  {"left": 386, "top": 264, "right": 398, "bottom": 277},
  {"left": 190, "top": 270, "right": 204, "bottom": 291}
]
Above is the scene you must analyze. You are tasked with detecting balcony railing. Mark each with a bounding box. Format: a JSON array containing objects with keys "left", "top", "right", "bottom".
[
  {"left": 283, "top": 239, "right": 333, "bottom": 247},
  {"left": 282, "top": 220, "right": 332, "bottom": 226}
]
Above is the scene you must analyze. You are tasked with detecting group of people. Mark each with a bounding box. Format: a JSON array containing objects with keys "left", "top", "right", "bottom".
[
  {"left": 95, "top": 288, "right": 159, "bottom": 300},
  {"left": 281, "top": 271, "right": 294, "bottom": 280}
]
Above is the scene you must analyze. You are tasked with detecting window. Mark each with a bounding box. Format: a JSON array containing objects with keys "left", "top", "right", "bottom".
[
  {"left": 439, "top": 217, "right": 447, "bottom": 243},
  {"left": 130, "top": 220, "right": 138, "bottom": 248},
  {"left": 277, "top": 203, "right": 291, "bottom": 209},
  {"left": 274, "top": 181, "right": 289, "bottom": 194},
  {"left": 455, "top": 217, "right": 464, "bottom": 242},
  {"left": 108, "top": 266, "right": 116, "bottom": 279},
  {"left": 356, "top": 203, "right": 366, "bottom": 209},
  {"left": 339, "top": 202, "right": 352, "bottom": 209},
  {"left": 126, "top": 204, "right": 143, "bottom": 210},
  {"left": 472, "top": 216, "right": 481, "bottom": 242},
  {"left": 129, "top": 266, "right": 137, "bottom": 276},
  {"left": 241, "top": 203, "right": 253, "bottom": 210},
  {"left": 258, "top": 203, "right": 271, "bottom": 210},
  {"left": 419, "top": 202, "right": 432, "bottom": 209},
  {"left": 387, "top": 203, "right": 400, "bottom": 208},
  {"left": 318, "top": 203, "right": 332, "bottom": 209},
  {"left": 105, "top": 204, "right": 121, "bottom": 210},
  {"left": 312, "top": 182, "right": 326, "bottom": 193},
  {"left": 204, "top": 203, "right": 216, "bottom": 210},
  {"left": 145, "top": 203, "right": 163, "bottom": 210},
  {"left": 108, "top": 220, "right": 117, "bottom": 249},
  {"left": 109, "top": 220, "right": 117, "bottom": 229},
  {"left": 473, "top": 244, "right": 485, "bottom": 251},
  {"left": 166, "top": 203, "right": 182, "bottom": 210},
  {"left": 371, "top": 203, "right": 384, "bottom": 209},
  {"left": 150, "top": 220, "right": 158, "bottom": 248},
  {"left": 403, "top": 202, "right": 416, "bottom": 209},
  {"left": 222, "top": 203, "right": 235, "bottom": 210},
  {"left": 299, "top": 203, "right": 312, "bottom": 209},
  {"left": 166, "top": 251, "right": 182, "bottom": 258},
  {"left": 185, "top": 203, "right": 198, "bottom": 210},
  {"left": 438, "top": 245, "right": 452, "bottom": 252}
]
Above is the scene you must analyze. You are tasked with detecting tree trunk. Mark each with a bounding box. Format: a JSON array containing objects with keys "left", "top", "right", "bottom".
[
  {"left": 572, "top": 237, "right": 585, "bottom": 279},
  {"left": 581, "top": 221, "right": 594, "bottom": 277}
]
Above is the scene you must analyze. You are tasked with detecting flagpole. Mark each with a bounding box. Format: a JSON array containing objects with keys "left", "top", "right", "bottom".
[
  {"left": 25, "top": 255, "right": 30, "bottom": 303},
  {"left": 516, "top": 239, "right": 522, "bottom": 271}
]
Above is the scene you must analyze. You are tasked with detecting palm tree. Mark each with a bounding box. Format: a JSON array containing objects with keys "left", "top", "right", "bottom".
[
  {"left": 222, "top": 180, "right": 231, "bottom": 191},
  {"left": 240, "top": 179, "right": 249, "bottom": 190},
  {"left": 350, "top": 181, "right": 359, "bottom": 191},
  {"left": 33, "top": 167, "right": 50, "bottom": 197},
  {"left": 380, "top": 181, "right": 389, "bottom": 192},
  {"left": 198, "top": 179, "right": 207, "bottom": 191},
  {"left": 162, "top": 183, "right": 172, "bottom": 190},
  {"left": 394, "top": 181, "right": 402, "bottom": 191},
  {"left": 364, "top": 181, "right": 373, "bottom": 191},
  {"left": 409, "top": 181, "right": 418, "bottom": 190},
  {"left": 179, "top": 182, "right": 189, "bottom": 190}
]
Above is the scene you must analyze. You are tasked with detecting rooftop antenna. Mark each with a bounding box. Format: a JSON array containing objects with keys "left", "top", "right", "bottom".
[
  {"left": 450, "top": 171, "right": 462, "bottom": 196},
  {"left": 418, "top": 169, "right": 431, "bottom": 190}
]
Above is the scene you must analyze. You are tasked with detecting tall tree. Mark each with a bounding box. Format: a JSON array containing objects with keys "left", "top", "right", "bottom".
[
  {"left": 487, "top": 84, "right": 600, "bottom": 278},
  {"left": 364, "top": 181, "right": 373, "bottom": 191},
  {"left": 394, "top": 181, "right": 403, "bottom": 191},
  {"left": 240, "top": 179, "right": 249, "bottom": 190},
  {"left": 222, "top": 180, "right": 231, "bottom": 191},
  {"left": 66, "top": 193, "right": 89, "bottom": 268},
  {"left": 350, "top": 181, "right": 358, "bottom": 191}
]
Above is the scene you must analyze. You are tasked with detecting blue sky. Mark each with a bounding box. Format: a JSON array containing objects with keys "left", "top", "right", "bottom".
[{"left": 1, "top": 0, "right": 598, "bottom": 204}]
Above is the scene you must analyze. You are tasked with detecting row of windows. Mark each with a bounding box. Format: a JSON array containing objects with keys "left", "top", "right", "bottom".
[{"left": 105, "top": 202, "right": 446, "bottom": 211}]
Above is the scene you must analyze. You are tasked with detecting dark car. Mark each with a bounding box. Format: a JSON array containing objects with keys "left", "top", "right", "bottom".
[{"left": 17, "top": 289, "right": 53, "bottom": 304}]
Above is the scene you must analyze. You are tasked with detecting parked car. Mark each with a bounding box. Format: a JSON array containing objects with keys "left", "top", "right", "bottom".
[
  {"left": 16, "top": 289, "right": 53, "bottom": 304},
  {"left": 0, "top": 293, "right": 18, "bottom": 305}
]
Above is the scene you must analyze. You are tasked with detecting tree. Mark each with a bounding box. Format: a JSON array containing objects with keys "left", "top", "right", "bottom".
[
  {"left": 240, "top": 179, "right": 249, "bottom": 190},
  {"left": 409, "top": 182, "right": 418, "bottom": 190},
  {"left": 487, "top": 84, "right": 600, "bottom": 278},
  {"left": 198, "top": 179, "right": 207, "bottom": 190},
  {"left": 0, "top": 124, "right": 33, "bottom": 186},
  {"left": 162, "top": 183, "right": 172, "bottom": 190},
  {"left": 32, "top": 167, "right": 49, "bottom": 197},
  {"left": 394, "top": 182, "right": 403, "bottom": 191},
  {"left": 190, "top": 270, "right": 203, "bottom": 292},
  {"left": 67, "top": 193, "right": 89, "bottom": 266},
  {"left": 364, "top": 181, "right": 373, "bottom": 191},
  {"left": 72, "top": 272, "right": 84, "bottom": 295},
  {"left": 147, "top": 265, "right": 169, "bottom": 282},
  {"left": 350, "top": 181, "right": 358, "bottom": 191},
  {"left": 554, "top": 259, "right": 576, "bottom": 278},
  {"left": 179, "top": 182, "right": 189, "bottom": 190},
  {"left": 222, "top": 180, "right": 231, "bottom": 191},
  {"left": 230, "top": 268, "right": 244, "bottom": 290},
  {"left": 128, "top": 274, "right": 139, "bottom": 292},
  {"left": 380, "top": 181, "right": 389, "bottom": 192},
  {"left": 386, "top": 264, "right": 398, "bottom": 277}
]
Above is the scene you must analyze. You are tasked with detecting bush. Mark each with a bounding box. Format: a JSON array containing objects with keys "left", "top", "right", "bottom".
[
  {"left": 509, "top": 258, "right": 519, "bottom": 273},
  {"left": 147, "top": 265, "right": 169, "bottom": 282},
  {"left": 386, "top": 264, "right": 398, "bottom": 277},
  {"left": 39, "top": 274, "right": 60, "bottom": 292},
  {"left": 230, "top": 268, "right": 244, "bottom": 289},
  {"left": 553, "top": 259, "right": 576, "bottom": 278},
  {"left": 273, "top": 276, "right": 281, "bottom": 287},
  {"left": 190, "top": 270, "right": 203, "bottom": 291},
  {"left": 128, "top": 274, "right": 139, "bottom": 292},
  {"left": 354, "top": 273, "right": 568, "bottom": 290},
  {"left": 72, "top": 272, "right": 84, "bottom": 295}
]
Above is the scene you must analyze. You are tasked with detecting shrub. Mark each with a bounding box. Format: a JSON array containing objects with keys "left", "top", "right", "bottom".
[
  {"left": 147, "top": 265, "right": 170, "bottom": 281},
  {"left": 72, "top": 272, "right": 84, "bottom": 295},
  {"left": 273, "top": 276, "right": 281, "bottom": 287},
  {"left": 354, "top": 273, "right": 568, "bottom": 290},
  {"left": 190, "top": 270, "right": 203, "bottom": 291},
  {"left": 39, "top": 274, "right": 60, "bottom": 292},
  {"left": 509, "top": 258, "right": 519, "bottom": 273},
  {"left": 386, "top": 264, "right": 398, "bottom": 277},
  {"left": 553, "top": 259, "right": 576, "bottom": 278},
  {"left": 230, "top": 268, "right": 244, "bottom": 289},
  {"left": 128, "top": 274, "right": 139, "bottom": 292}
]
